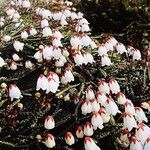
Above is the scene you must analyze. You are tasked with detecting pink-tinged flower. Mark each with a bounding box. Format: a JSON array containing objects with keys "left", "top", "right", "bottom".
[
  {"left": 91, "top": 112, "right": 103, "bottom": 130},
  {"left": 81, "top": 35, "right": 92, "bottom": 47},
  {"left": 2, "top": 35, "right": 11, "bottom": 42},
  {"left": 81, "top": 100, "right": 92, "bottom": 115},
  {"left": 44, "top": 116, "right": 55, "bottom": 130},
  {"left": 115, "top": 43, "right": 127, "bottom": 54},
  {"left": 41, "top": 19, "right": 49, "bottom": 28},
  {"left": 9, "top": 84, "right": 22, "bottom": 101},
  {"left": 53, "top": 30, "right": 64, "bottom": 40},
  {"left": 132, "top": 49, "right": 141, "bottom": 60},
  {"left": 34, "top": 50, "right": 43, "bottom": 62},
  {"left": 73, "top": 51, "right": 85, "bottom": 66},
  {"left": 42, "top": 27, "right": 52, "bottom": 37},
  {"left": 99, "top": 108, "right": 110, "bottom": 123},
  {"left": 91, "top": 100, "right": 100, "bottom": 112},
  {"left": 13, "top": 41, "right": 24, "bottom": 52},
  {"left": 71, "top": 12, "right": 78, "bottom": 20},
  {"left": 101, "top": 55, "right": 112, "bottom": 66},
  {"left": 135, "top": 107, "right": 148, "bottom": 123},
  {"left": 135, "top": 123, "right": 149, "bottom": 144},
  {"left": 81, "top": 24, "right": 90, "bottom": 32},
  {"left": 25, "top": 60, "right": 33, "bottom": 69},
  {"left": 46, "top": 78, "right": 59, "bottom": 93},
  {"left": 70, "top": 36, "right": 81, "bottom": 49},
  {"left": 52, "top": 38, "right": 63, "bottom": 47},
  {"left": 29, "top": 27, "right": 37, "bottom": 36},
  {"left": 84, "top": 122, "right": 94, "bottom": 136},
  {"left": 109, "top": 37, "right": 118, "bottom": 46},
  {"left": 60, "top": 18, "right": 68, "bottom": 26},
  {"left": 123, "top": 112, "right": 137, "bottom": 131},
  {"left": 47, "top": 72, "right": 60, "bottom": 84},
  {"left": 90, "top": 41, "right": 97, "bottom": 49},
  {"left": 141, "top": 101, "right": 150, "bottom": 112},
  {"left": 36, "top": 74, "right": 48, "bottom": 91},
  {"left": 0, "top": 56, "right": 6, "bottom": 68},
  {"left": 65, "top": 132, "right": 75, "bottom": 146},
  {"left": 83, "top": 52, "right": 95, "bottom": 65},
  {"left": 109, "top": 79, "right": 120, "bottom": 94},
  {"left": 10, "top": 61, "right": 17, "bottom": 70},
  {"left": 116, "top": 92, "right": 126, "bottom": 105},
  {"left": 98, "top": 45, "right": 108, "bottom": 56},
  {"left": 96, "top": 92, "right": 107, "bottom": 106},
  {"left": 6, "top": 8, "right": 15, "bottom": 16},
  {"left": 129, "top": 136, "right": 143, "bottom": 150},
  {"left": 144, "top": 137, "right": 150, "bottom": 150},
  {"left": 125, "top": 100, "right": 135, "bottom": 115},
  {"left": 21, "top": 31, "right": 28, "bottom": 39},
  {"left": 98, "top": 80, "right": 110, "bottom": 95},
  {"left": 22, "top": 0, "right": 31, "bottom": 8},
  {"left": 76, "top": 126, "right": 84, "bottom": 138},
  {"left": 55, "top": 56, "right": 66, "bottom": 67},
  {"left": 105, "top": 98, "right": 120, "bottom": 116},
  {"left": 44, "top": 133, "right": 55, "bottom": 148},
  {"left": 42, "top": 46, "right": 53, "bottom": 61},
  {"left": 85, "top": 86, "right": 95, "bottom": 100},
  {"left": 119, "top": 128, "right": 129, "bottom": 144},
  {"left": 64, "top": 69, "right": 74, "bottom": 83},
  {"left": 12, "top": 53, "right": 20, "bottom": 61},
  {"left": 105, "top": 41, "right": 114, "bottom": 51},
  {"left": 84, "top": 137, "right": 101, "bottom": 150},
  {"left": 52, "top": 47, "right": 62, "bottom": 59}
]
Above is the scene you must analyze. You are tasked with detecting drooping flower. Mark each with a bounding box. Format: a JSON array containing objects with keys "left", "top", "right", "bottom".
[
  {"left": 98, "top": 45, "right": 108, "bottom": 56},
  {"left": 44, "top": 116, "right": 55, "bottom": 130},
  {"left": 63, "top": 69, "right": 74, "bottom": 83},
  {"left": 29, "top": 27, "right": 37, "bottom": 36},
  {"left": 132, "top": 49, "right": 141, "bottom": 60},
  {"left": 109, "top": 79, "right": 120, "bottom": 94},
  {"left": 73, "top": 51, "right": 85, "bottom": 66},
  {"left": 44, "top": 133, "right": 56, "bottom": 148},
  {"left": 84, "top": 137, "right": 101, "bottom": 150},
  {"left": 10, "top": 61, "right": 17, "bottom": 70},
  {"left": 22, "top": 0, "right": 31, "bottom": 8},
  {"left": 96, "top": 92, "right": 108, "bottom": 106},
  {"left": 42, "top": 27, "right": 52, "bottom": 37},
  {"left": 2, "top": 35, "right": 11, "bottom": 42},
  {"left": 98, "top": 80, "right": 110, "bottom": 95},
  {"left": 41, "top": 19, "right": 49, "bottom": 28},
  {"left": 85, "top": 86, "right": 95, "bottom": 101},
  {"left": 116, "top": 92, "right": 126, "bottom": 105},
  {"left": 115, "top": 43, "right": 127, "bottom": 54},
  {"left": 21, "top": 31, "right": 28, "bottom": 39},
  {"left": 12, "top": 53, "right": 20, "bottom": 61},
  {"left": 129, "top": 136, "right": 143, "bottom": 150},
  {"left": 76, "top": 126, "right": 84, "bottom": 138},
  {"left": 13, "top": 41, "right": 24, "bottom": 52},
  {"left": 81, "top": 99, "right": 92, "bottom": 115},
  {"left": 91, "top": 112, "right": 104, "bottom": 130},
  {"left": 135, "top": 107, "right": 148, "bottom": 123},
  {"left": 101, "top": 55, "right": 112, "bottom": 66},
  {"left": 123, "top": 112, "right": 137, "bottom": 131},
  {"left": 144, "top": 137, "right": 150, "bottom": 150},
  {"left": 0, "top": 56, "right": 6, "bottom": 68},
  {"left": 91, "top": 99, "right": 100, "bottom": 112},
  {"left": 36, "top": 74, "right": 48, "bottom": 91},
  {"left": 84, "top": 122, "right": 94, "bottom": 136},
  {"left": 99, "top": 108, "right": 110, "bottom": 123},
  {"left": 105, "top": 98, "right": 120, "bottom": 116},
  {"left": 125, "top": 100, "right": 135, "bottom": 115},
  {"left": 25, "top": 60, "right": 33, "bottom": 69},
  {"left": 83, "top": 52, "right": 95, "bottom": 65},
  {"left": 9, "top": 84, "right": 22, "bottom": 101},
  {"left": 65, "top": 132, "right": 75, "bottom": 146}
]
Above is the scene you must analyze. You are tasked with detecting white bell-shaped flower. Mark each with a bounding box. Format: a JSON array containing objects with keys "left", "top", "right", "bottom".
[
  {"left": 109, "top": 79, "right": 120, "bottom": 94},
  {"left": 115, "top": 43, "right": 127, "bottom": 54},
  {"left": 36, "top": 74, "right": 48, "bottom": 91},
  {"left": 21, "top": 31, "right": 28, "bottom": 39},
  {"left": 91, "top": 112, "right": 104, "bottom": 130},
  {"left": 98, "top": 45, "right": 108, "bottom": 56},
  {"left": 44, "top": 133, "right": 56, "bottom": 148},
  {"left": 13, "top": 41, "right": 24, "bottom": 52},
  {"left": 73, "top": 51, "right": 85, "bottom": 66},
  {"left": 99, "top": 108, "right": 110, "bottom": 123},
  {"left": 98, "top": 80, "right": 110, "bottom": 95},
  {"left": 123, "top": 112, "right": 137, "bottom": 131},
  {"left": 81, "top": 99, "right": 92, "bottom": 115},
  {"left": 65, "top": 132, "right": 75, "bottom": 146},
  {"left": 84, "top": 137, "right": 101, "bottom": 150},
  {"left": 0, "top": 56, "right": 6, "bottom": 68},
  {"left": 129, "top": 136, "right": 143, "bottom": 150},
  {"left": 144, "top": 137, "right": 150, "bottom": 150},
  {"left": 135, "top": 107, "right": 148, "bottom": 123},
  {"left": 84, "top": 122, "right": 94, "bottom": 136},
  {"left": 44, "top": 116, "right": 55, "bottom": 130},
  {"left": 9, "top": 84, "right": 22, "bottom": 101},
  {"left": 76, "top": 126, "right": 84, "bottom": 138},
  {"left": 101, "top": 55, "right": 112, "bottom": 66},
  {"left": 116, "top": 92, "right": 126, "bottom": 105},
  {"left": 96, "top": 92, "right": 107, "bottom": 106}
]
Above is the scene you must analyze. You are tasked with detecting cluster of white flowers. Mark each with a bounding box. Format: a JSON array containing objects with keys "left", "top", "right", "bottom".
[{"left": 0, "top": 0, "right": 149, "bottom": 150}]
